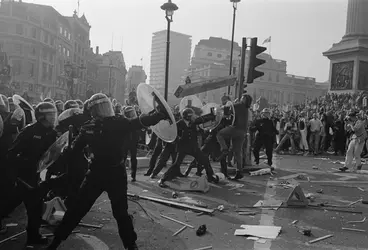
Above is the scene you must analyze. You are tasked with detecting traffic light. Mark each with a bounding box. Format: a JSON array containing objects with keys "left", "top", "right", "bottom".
[{"left": 246, "top": 37, "right": 266, "bottom": 84}]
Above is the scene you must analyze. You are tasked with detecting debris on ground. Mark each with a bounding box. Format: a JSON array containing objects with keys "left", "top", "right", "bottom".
[
  {"left": 193, "top": 246, "right": 212, "bottom": 250},
  {"left": 78, "top": 223, "right": 103, "bottom": 229},
  {"left": 348, "top": 199, "right": 362, "bottom": 206},
  {"left": 160, "top": 214, "right": 194, "bottom": 229},
  {"left": 234, "top": 225, "right": 281, "bottom": 239},
  {"left": 5, "top": 223, "right": 18, "bottom": 227},
  {"left": 216, "top": 205, "right": 225, "bottom": 211},
  {"left": 312, "top": 166, "right": 319, "bottom": 170},
  {"left": 308, "top": 234, "right": 333, "bottom": 244},
  {"left": 316, "top": 189, "right": 323, "bottom": 194},
  {"left": 298, "top": 227, "right": 312, "bottom": 236},
  {"left": 172, "top": 226, "right": 187, "bottom": 236},
  {"left": 0, "top": 230, "right": 26, "bottom": 245},
  {"left": 253, "top": 200, "right": 283, "bottom": 210},
  {"left": 196, "top": 224, "right": 207, "bottom": 236},
  {"left": 342, "top": 227, "right": 366, "bottom": 232},
  {"left": 305, "top": 193, "right": 316, "bottom": 202},
  {"left": 250, "top": 168, "right": 273, "bottom": 176},
  {"left": 172, "top": 191, "right": 178, "bottom": 198},
  {"left": 347, "top": 217, "right": 366, "bottom": 224},
  {"left": 227, "top": 183, "right": 244, "bottom": 190}
]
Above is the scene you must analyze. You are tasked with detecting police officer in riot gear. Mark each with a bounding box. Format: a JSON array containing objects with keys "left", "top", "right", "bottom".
[
  {"left": 158, "top": 108, "right": 218, "bottom": 187},
  {"left": 1, "top": 102, "right": 58, "bottom": 247},
  {"left": 47, "top": 93, "right": 170, "bottom": 250}
]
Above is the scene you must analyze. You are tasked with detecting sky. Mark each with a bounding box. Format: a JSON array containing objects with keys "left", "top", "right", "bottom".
[{"left": 30, "top": 0, "right": 348, "bottom": 82}]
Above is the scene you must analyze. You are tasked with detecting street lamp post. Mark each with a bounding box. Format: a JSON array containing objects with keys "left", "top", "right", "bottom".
[
  {"left": 161, "top": 0, "right": 178, "bottom": 101},
  {"left": 227, "top": 0, "right": 241, "bottom": 95}
]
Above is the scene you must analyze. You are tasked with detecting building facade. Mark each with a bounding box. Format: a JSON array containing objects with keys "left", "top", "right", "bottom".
[
  {"left": 149, "top": 30, "right": 191, "bottom": 105},
  {"left": 0, "top": 1, "right": 94, "bottom": 102},
  {"left": 187, "top": 38, "right": 328, "bottom": 105},
  {"left": 96, "top": 50, "right": 127, "bottom": 103},
  {"left": 126, "top": 65, "right": 147, "bottom": 97}
]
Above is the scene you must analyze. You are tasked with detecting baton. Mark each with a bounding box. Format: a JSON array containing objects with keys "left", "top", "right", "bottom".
[{"left": 17, "top": 177, "right": 34, "bottom": 190}]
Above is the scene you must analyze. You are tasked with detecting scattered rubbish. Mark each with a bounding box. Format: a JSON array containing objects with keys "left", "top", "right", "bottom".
[
  {"left": 312, "top": 166, "right": 318, "bottom": 170},
  {"left": 127, "top": 193, "right": 214, "bottom": 214},
  {"left": 142, "top": 190, "right": 148, "bottom": 192},
  {"left": 234, "top": 225, "right": 281, "bottom": 239},
  {"left": 291, "top": 220, "right": 298, "bottom": 225},
  {"left": 193, "top": 246, "right": 212, "bottom": 250},
  {"left": 42, "top": 197, "right": 67, "bottom": 225},
  {"left": 250, "top": 168, "right": 272, "bottom": 176},
  {"left": 314, "top": 157, "right": 330, "bottom": 160},
  {"left": 0, "top": 230, "right": 26, "bottom": 245},
  {"left": 308, "top": 234, "right": 333, "bottom": 244},
  {"left": 305, "top": 193, "right": 316, "bottom": 202},
  {"left": 196, "top": 224, "right": 207, "bottom": 236},
  {"left": 238, "top": 211, "right": 257, "bottom": 216},
  {"left": 5, "top": 223, "right": 18, "bottom": 227},
  {"left": 316, "top": 189, "right": 323, "bottom": 194},
  {"left": 196, "top": 212, "right": 205, "bottom": 216},
  {"left": 78, "top": 223, "right": 103, "bottom": 229},
  {"left": 254, "top": 200, "right": 283, "bottom": 210},
  {"left": 362, "top": 200, "right": 368, "bottom": 204},
  {"left": 160, "top": 214, "right": 194, "bottom": 229},
  {"left": 247, "top": 236, "right": 259, "bottom": 241},
  {"left": 235, "top": 193, "right": 241, "bottom": 196},
  {"left": 357, "top": 187, "right": 365, "bottom": 192},
  {"left": 257, "top": 239, "right": 267, "bottom": 244},
  {"left": 43, "top": 230, "right": 79, "bottom": 237},
  {"left": 228, "top": 184, "right": 244, "bottom": 190},
  {"left": 342, "top": 227, "right": 366, "bottom": 232},
  {"left": 348, "top": 199, "right": 362, "bottom": 206},
  {"left": 347, "top": 217, "right": 366, "bottom": 224},
  {"left": 216, "top": 205, "right": 225, "bottom": 211},
  {"left": 286, "top": 185, "right": 309, "bottom": 207},
  {"left": 172, "top": 191, "right": 178, "bottom": 198},
  {"left": 298, "top": 227, "right": 312, "bottom": 236},
  {"left": 357, "top": 170, "right": 368, "bottom": 174},
  {"left": 173, "top": 226, "right": 187, "bottom": 236},
  {"left": 101, "top": 218, "right": 110, "bottom": 221}
]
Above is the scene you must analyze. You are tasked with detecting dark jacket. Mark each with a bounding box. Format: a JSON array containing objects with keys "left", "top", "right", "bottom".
[
  {"left": 7, "top": 122, "right": 57, "bottom": 182},
  {"left": 233, "top": 102, "right": 249, "bottom": 131},
  {"left": 251, "top": 118, "right": 278, "bottom": 137}
]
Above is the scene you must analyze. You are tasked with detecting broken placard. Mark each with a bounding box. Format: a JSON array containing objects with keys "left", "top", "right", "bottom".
[
  {"left": 234, "top": 225, "right": 282, "bottom": 239},
  {"left": 253, "top": 199, "right": 283, "bottom": 210}
]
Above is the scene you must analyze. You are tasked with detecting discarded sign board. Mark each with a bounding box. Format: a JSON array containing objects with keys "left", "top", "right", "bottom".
[
  {"left": 42, "top": 197, "right": 67, "bottom": 225},
  {"left": 127, "top": 193, "right": 215, "bottom": 214},
  {"left": 165, "top": 175, "right": 210, "bottom": 193},
  {"left": 234, "top": 225, "right": 282, "bottom": 239},
  {"left": 174, "top": 76, "right": 237, "bottom": 98},
  {"left": 286, "top": 185, "right": 309, "bottom": 207}
]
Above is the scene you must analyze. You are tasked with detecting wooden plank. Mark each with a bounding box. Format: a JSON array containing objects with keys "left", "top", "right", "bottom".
[
  {"left": 174, "top": 76, "right": 236, "bottom": 98},
  {"left": 127, "top": 193, "right": 215, "bottom": 214},
  {"left": 172, "top": 226, "right": 187, "bottom": 236},
  {"left": 308, "top": 234, "right": 333, "bottom": 244},
  {"left": 160, "top": 214, "right": 194, "bottom": 229},
  {"left": 0, "top": 230, "right": 26, "bottom": 245}
]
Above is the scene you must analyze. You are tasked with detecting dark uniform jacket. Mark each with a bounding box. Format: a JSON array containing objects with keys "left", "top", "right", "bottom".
[
  {"left": 7, "top": 122, "right": 57, "bottom": 182},
  {"left": 68, "top": 114, "right": 159, "bottom": 169},
  {"left": 251, "top": 118, "right": 278, "bottom": 137}
]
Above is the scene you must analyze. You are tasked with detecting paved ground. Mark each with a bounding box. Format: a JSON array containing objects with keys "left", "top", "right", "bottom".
[{"left": 2, "top": 153, "right": 368, "bottom": 250}]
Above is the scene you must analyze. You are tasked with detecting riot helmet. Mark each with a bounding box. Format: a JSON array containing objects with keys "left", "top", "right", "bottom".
[
  {"left": 75, "top": 99, "right": 83, "bottom": 109},
  {"left": 88, "top": 93, "right": 114, "bottom": 119},
  {"left": 64, "top": 100, "right": 79, "bottom": 110},
  {"left": 43, "top": 98, "right": 55, "bottom": 105},
  {"left": 35, "top": 102, "right": 57, "bottom": 128},
  {"left": 123, "top": 106, "right": 137, "bottom": 118}
]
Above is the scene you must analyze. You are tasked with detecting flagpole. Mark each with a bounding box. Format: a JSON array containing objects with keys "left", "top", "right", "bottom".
[{"left": 269, "top": 39, "right": 272, "bottom": 57}]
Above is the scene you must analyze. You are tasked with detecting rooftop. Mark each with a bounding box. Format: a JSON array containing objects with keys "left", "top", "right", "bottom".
[
  {"left": 197, "top": 37, "right": 241, "bottom": 51},
  {"left": 153, "top": 29, "right": 192, "bottom": 38}
]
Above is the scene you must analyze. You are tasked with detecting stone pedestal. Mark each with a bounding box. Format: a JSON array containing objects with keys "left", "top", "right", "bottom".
[{"left": 323, "top": 0, "right": 368, "bottom": 93}]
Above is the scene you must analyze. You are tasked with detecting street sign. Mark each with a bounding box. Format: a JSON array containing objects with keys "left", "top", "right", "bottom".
[{"left": 174, "top": 75, "right": 237, "bottom": 98}]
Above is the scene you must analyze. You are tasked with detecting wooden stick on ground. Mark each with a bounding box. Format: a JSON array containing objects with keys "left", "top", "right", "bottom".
[
  {"left": 193, "top": 246, "right": 213, "bottom": 250},
  {"left": 160, "top": 214, "right": 194, "bottom": 229},
  {"left": 308, "top": 234, "right": 333, "bottom": 244},
  {"left": 0, "top": 230, "right": 26, "bottom": 245},
  {"left": 78, "top": 223, "right": 103, "bottom": 229},
  {"left": 172, "top": 226, "right": 187, "bottom": 236},
  {"left": 43, "top": 230, "right": 80, "bottom": 237},
  {"left": 342, "top": 227, "right": 366, "bottom": 232}
]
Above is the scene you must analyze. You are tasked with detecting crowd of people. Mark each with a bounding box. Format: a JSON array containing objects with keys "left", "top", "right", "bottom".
[{"left": 1, "top": 88, "right": 367, "bottom": 249}]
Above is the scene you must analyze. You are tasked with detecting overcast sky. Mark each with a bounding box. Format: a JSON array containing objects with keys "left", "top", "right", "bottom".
[{"left": 30, "top": 0, "right": 347, "bottom": 82}]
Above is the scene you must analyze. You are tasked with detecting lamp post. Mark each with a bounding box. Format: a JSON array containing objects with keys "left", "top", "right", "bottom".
[
  {"left": 161, "top": 0, "right": 178, "bottom": 101},
  {"left": 227, "top": 0, "right": 241, "bottom": 95}
]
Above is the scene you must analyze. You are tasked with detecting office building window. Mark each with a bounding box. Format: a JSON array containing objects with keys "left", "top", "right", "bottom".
[
  {"left": 49, "top": 53, "right": 53, "bottom": 62},
  {"left": 42, "top": 49, "right": 47, "bottom": 60},
  {"left": 50, "top": 37, "right": 54, "bottom": 46},
  {"left": 30, "top": 27, "right": 36, "bottom": 39},
  {"left": 12, "top": 60, "right": 22, "bottom": 76},
  {"left": 217, "top": 54, "right": 222, "bottom": 58},
  {"left": 28, "top": 62, "right": 35, "bottom": 77},
  {"left": 44, "top": 31, "right": 49, "bottom": 44},
  {"left": 63, "top": 47, "right": 66, "bottom": 56},
  {"left": 66, "top": 49, "right": 70, "bottom": 57},
  {"left": 68, "top": 33, "right": 71, "bottom": 40},
  {"left": 14, "top": 43, "right": 22, "bottom": 55},
  {"left": 42, "top": 62, "right": 47, "bottom": 81},
  {"left": 207, "top": 52, "right": 212, "bottom": 56},
  {"left": 15, "top": 23, "right": 23, "bottom": 35},
  {"left": 48, "top": 65, "right": 53, "bottom": 80},
  {"left": 59, "top": 26, "right": 62, "bottom": 34}
]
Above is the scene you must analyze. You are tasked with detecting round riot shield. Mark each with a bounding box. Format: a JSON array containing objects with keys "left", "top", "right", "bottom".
[
  {"left": 38, "top": 131, "right": 69, "bottom": 173},
  {"left": 136, "top": 83, "right": 177, "bottom": 143}
]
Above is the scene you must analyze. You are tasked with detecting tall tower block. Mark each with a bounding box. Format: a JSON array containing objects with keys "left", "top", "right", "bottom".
[{"left": 323, "top": 0, "right": 368, "bottom": 93}]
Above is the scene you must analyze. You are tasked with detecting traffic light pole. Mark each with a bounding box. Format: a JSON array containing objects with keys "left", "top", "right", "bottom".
[{"left": 237, "top": 37, "right": 247, "bottom": 101}]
